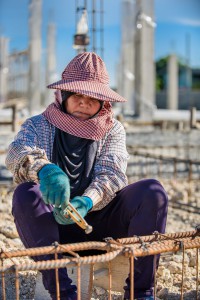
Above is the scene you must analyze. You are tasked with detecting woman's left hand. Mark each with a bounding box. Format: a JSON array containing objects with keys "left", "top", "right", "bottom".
[{"left": 53, "top": 196, "right": 93, "bottom": 225}]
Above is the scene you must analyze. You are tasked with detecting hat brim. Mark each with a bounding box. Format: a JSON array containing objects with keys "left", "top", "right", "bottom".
[{"left": 47, "top": 80, "right": 127, "bottom": 103}]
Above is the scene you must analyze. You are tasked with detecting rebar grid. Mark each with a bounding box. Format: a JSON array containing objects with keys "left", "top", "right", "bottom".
[
  {"left": 0, "top": 230, "right": 200, "bottom": 300},
  {"left": 127, "top": 149, "right": 200, "bottom": 182}
]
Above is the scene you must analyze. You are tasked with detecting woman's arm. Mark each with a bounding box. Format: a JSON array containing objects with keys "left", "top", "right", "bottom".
[
  {"left": 83, "top": 120, "right": 129, "bottom": 210},
  {"left": 5, "top": 117, "right": 51, "bottom": 184}
]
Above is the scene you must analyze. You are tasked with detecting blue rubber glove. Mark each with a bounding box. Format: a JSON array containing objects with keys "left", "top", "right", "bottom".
[
  {"left": 38, "top": 164, "right": 70, "bottom": 210},
  {"left": 53, "top": 196, "right": 93, "bottom": 225}
]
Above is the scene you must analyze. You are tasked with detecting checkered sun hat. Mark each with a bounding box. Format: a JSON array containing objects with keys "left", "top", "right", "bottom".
[{"left": 47, "top": 52, "right": 127, "bottom": 103}]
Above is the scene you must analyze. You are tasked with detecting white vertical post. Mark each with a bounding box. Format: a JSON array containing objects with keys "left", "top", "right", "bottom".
[
  {"left": 119, "top": 0, "right": 135, "bottom": 115},
  {"left": 167, "top": 54, "right": 178, "bottom": 110},
  {"left": 134, "top": 0, "right": 155, "bottom": 120},
  {"left": 45, "top": 23, "right": 57, "bottom": 107},
  {"left": 28, "top": 0, "right": 42, "bottom": 114},
  {"left": 0, "top": 37, "right": 9, "bottom": 102}
]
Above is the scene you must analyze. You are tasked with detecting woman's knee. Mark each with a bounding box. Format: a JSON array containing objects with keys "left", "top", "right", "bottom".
[
  {"left": 125, "top": 178, "right": 168, "bottom": 209},
  {"left": 141, "top": 178, "right": 168, "bottom": 208},
  {"left": 13, "top": 182, "right": 41, "bottom": 210}
]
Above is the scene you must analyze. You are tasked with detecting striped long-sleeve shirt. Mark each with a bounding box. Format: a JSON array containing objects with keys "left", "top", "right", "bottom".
[{"left": 5, "top": 114, "right": 129, "bottom": 211}]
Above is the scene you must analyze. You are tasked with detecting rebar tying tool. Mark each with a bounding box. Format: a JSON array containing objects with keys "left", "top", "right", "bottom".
[{"left": 64, "top": 202, "right": 93, "bottom": 234}]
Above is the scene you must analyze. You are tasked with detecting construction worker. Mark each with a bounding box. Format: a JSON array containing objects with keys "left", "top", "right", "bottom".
[{"left": 6, "top": 52, "right": 168, "bottom": 300}]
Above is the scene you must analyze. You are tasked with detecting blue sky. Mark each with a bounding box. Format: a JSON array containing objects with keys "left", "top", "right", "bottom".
[{"left": 0, "top": 0, "right": 200, "bottom": 87}]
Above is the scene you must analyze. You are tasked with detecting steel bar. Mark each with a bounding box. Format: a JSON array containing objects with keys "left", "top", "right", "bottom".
[
  {"left": 130, "top": 255, "right": 134, "bottom": 300},
  {"left": 0, "top": 249, "right": 122, "bottom": 273},
  {"left": 77, "top": 261, "right": 81, "bottom": 300},
  {"left": 1, "top": 231, "right": 199, "bottom": 261},
  {"left": 15, "top": 267, "right": 19, "bottom": 300},
  {"left": 108, "top": 261, "right": 112, "bottom": 300},
  {"left": 128, "top": 149, "right": 200, "bottom": 165},
  {"left": 1, "top": 237, "right": 200, "bottom": 274},
  {"left": 170, "top": 201, "right": 200, "bottom": 214},
  {"left": 54, "top": 251, "right": 60, "bottom": 300},
  {"left": 180, "top": 244, "right": 185, "bottom": 300},
  {"left": 196, "top": 248, "right": 199, "bottom": 300},
  {"left": 1, "top": 272, "right": 6, "bottom": 300},
  {"left": 117, "top": 230, "right": 200, "bottom": 244},
  {"left": 0, "top": 241, "right": 118, "bottom": 259},
  {"left": 153, "top": 254, "right": 157, "bottom": 299}
]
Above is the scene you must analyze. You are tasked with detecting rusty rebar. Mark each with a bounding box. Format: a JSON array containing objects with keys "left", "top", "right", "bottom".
[
  {"left": 14, "top": 266, "right": 19, "bottom": 300},
  {"left": 129, "top": 255, "right": 134, "bottom": 300},
  {"left": 180, "top": 243, "right": 185, "bottom": 300},
  {"left": 153, "top": 254, "right": 157, "bottom": 299},
  {"left": 196, "top": 248, "right": 199, "bottom": 300},
  {"left": 108, "top": 261, "right": 112, "bottom": 300},
  {"left": 0, "top": 249, "right": 123, "bottom": 273},
  {"left": 1, "top": 230, "right": 199, "bottom": 262},
  {"left": 0, "top": 241, "right": 117, "bottom": 260},
  {"left": 53, "top": 242, "right": 60, "bottom": 300},
  {"left": 77, "top": 260, "right": 81, "bottom": 300},
  {"left": 117, "top": 230, "right": 200, "bottom": 244},
  {"left": 1, "top": 271, "right": 6, "bottom": 300},
  {"left": 0, "top": 231, "right": 200, "bottom": 300}
]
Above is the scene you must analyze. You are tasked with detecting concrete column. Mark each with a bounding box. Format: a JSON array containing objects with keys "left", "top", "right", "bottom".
[
  {"left": 0, "top": 37, "right": 9, "bottom": 102},
  {"left": 134, "top": 0, "right": 156, "bottom": 120},
  {"left": 45, "top": 23, "right": 57, "bottom": 107},
  {"left": 28, "top": 0, "right": 42, "bottom": 114},
  {"left": 167, "top": 54, "right": 178, "bottom": 110},
  {"left": 118, "top": 0, "right": 135, "bottom": 115}
]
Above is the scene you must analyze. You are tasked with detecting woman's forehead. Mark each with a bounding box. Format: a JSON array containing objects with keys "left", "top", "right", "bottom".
[{"left": 74, "top": 93, "right": 101, "bottom": 102}]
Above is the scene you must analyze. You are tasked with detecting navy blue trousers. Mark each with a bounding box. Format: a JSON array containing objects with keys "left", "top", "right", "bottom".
[{"left": 12, "top": 179, "right": 168, "bottom": 299}]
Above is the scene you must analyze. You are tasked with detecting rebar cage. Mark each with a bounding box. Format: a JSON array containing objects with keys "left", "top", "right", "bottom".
[{"left": 0, "top": 229, "right": 200, "bottom": 300}]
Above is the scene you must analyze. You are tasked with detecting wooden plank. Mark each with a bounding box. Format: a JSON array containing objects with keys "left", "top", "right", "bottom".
[
  {"left": 0, "top": 98, "right": 27, "bottom": 132},
  {"left": 0, "top": 98, "right": 27, "bottom": 109}
]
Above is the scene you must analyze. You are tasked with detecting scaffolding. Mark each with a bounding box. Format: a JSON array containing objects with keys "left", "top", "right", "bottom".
[{"left": 74, "top": 0, "right": 104, "bottom": 58}]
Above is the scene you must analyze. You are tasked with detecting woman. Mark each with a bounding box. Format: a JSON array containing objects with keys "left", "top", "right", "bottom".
[{"left": 6, "top": 52, "right": 168, "bottom": 300}]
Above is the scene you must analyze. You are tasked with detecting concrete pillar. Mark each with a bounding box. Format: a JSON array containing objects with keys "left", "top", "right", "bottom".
[
  {"left": 134, "top": 0, "right": 156, "bottom": 120},
  {"left": 45, "top": 23, "right": 57, "bottom": 107},
  {"left": 28, "top": 0, "right": 42, "bottom": 114},
  {"left": 167, "top": 54, "right": 178, "bottom": 110},
  {"left": 118, "top": 0, "right": 135, "bottom": 115},
  {"left": 0, "top": 37, "right": 9, "bottom": 102}
]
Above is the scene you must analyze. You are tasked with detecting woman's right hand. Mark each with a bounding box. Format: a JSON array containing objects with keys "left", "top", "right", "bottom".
[{"left": 38, "top": 164, "right": 70, "bottom": 210}]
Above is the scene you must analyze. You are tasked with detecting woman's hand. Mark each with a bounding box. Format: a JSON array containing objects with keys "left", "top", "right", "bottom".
[
  {"left": 38, "top": 164, "right": 70, "bottom": 210},
  {"left": 53, "top": 196, "right": 93, "bottom": 225}
]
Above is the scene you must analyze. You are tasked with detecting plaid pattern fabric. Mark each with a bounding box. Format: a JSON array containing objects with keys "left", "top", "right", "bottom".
[
  {"left": 5, "top": 115, "right": 129, "bottom": 211},
  {"left": 42, "top": 90, "right": 113, "bottom": 141},
  {"left": 47, "top": 52, "right": 127, "bottom": 103}
]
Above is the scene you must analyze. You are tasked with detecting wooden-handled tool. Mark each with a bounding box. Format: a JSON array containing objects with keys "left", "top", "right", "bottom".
[{"left": 64, "top": 202, "right": 93, "bottom": 234}]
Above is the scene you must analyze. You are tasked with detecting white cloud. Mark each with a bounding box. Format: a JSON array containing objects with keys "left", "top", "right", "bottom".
[{"left": 176, "top": 18, "right": 200, "bottom": 27}]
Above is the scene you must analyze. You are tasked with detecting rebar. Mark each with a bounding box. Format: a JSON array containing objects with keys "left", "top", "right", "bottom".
[{"left": 0, "top": 230, "right": 199, "bottom": 300}]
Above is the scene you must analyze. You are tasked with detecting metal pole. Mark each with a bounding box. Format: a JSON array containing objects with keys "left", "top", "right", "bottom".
[
  {"left": 100, "top": 0, "right": 104, "bottom": 58},
  {"left": 92, "top": 0, "right": 96, "bottom": 52}
]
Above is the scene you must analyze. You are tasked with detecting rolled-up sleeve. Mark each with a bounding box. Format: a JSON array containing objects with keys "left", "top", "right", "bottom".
[{"left": 83, "top": 120, "right": 129, "bottom": 210}]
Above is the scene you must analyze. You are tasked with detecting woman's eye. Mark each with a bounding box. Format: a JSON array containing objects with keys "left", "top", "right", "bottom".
[{"left": 91, "top": 99, "right": 99, "bottom": 104}]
